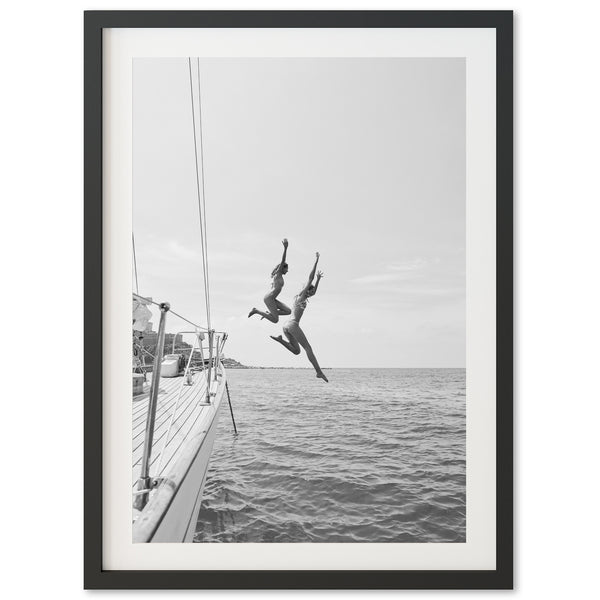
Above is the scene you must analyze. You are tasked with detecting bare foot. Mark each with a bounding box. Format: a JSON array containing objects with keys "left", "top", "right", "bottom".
[
  {"left": 248, "top": 308, "right": 257, "bottom": 318},
  {"left": 316, "top": 371, "right": 329, "bottom": 383},
  {"left": 270, "top": 334, "right": 283, "bottom": 343}
]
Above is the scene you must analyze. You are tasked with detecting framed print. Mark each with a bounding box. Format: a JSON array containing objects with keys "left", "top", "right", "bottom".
[{"left": 84, "top": 10, "right": 513, "bottom": 589}]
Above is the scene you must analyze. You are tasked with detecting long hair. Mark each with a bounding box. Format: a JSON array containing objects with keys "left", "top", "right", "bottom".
[{"left": 271, "top": 262, "right": 287, "bottom": 277}]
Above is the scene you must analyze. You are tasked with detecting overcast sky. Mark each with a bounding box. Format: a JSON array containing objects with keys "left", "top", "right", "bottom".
[{"left": 133, "top": 57, "right": 465, "bottom": 368}]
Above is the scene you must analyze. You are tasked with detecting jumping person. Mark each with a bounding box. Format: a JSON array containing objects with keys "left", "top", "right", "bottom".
[
  {"left": 248, "top": 238, "right": 291, "bottom": 323},
  {"left": 270, "top": 252, "right": 328, "bottom": 382}
]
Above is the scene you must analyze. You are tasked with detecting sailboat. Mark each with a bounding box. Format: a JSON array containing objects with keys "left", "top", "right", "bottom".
[{"left": 131, "top": 58, "right": 229, "bottom": 543}]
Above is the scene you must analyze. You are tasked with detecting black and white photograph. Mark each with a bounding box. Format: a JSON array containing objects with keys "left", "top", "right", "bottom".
[
  {"left": 131, "top": 56, "right": 466, "bottom": 544},
  {"left": 5, "top": 0, "right": 600, "bottom": 596}
]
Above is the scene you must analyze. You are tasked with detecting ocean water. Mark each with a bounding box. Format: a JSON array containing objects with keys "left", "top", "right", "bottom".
[{"left": 194, "top": 368, "right": 465, "bottom": 543}]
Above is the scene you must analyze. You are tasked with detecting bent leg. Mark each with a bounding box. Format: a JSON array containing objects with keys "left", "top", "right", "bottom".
[
  {"left": 262, "top": 296, "right": 282, "bottom": 323},
  {"left": 270, "top": 327, "right": 301, "bottom": 355},
  {"left": 274, "top": 299, "right": 292, "bottom": 316},
  {"left": 248, "top": 307, "right": 278, "bottom": 322}
]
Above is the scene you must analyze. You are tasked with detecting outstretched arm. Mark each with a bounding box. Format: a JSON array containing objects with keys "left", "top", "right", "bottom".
[
  {"left": 301, "top": 252, "right": 320, "bottom": 293},
  {"left": 312, "top": 271, "right": 324, "bottom": 295},
  {"left": 277, "top": 238, "right": 289, "bottom": 272}
]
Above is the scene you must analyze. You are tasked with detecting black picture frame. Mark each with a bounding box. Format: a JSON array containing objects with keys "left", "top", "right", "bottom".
[{"left": 84, "top": 10, "right": 513, "bottom": 590}]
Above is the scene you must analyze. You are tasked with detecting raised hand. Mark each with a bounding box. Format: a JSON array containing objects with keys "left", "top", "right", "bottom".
[
  {"left": 282, "top": 238, "right": 289, "bottom": 248},
  {"left": 317, "top": 270, "right": 324, "bottom": 279},
  {"left": 315, "top": 252, "right": 320, "bottom": 260}
]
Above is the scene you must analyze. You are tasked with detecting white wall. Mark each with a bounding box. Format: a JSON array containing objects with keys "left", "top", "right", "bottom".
[{"left": 2, "top": 0, "right": 598, "bottom": 597}]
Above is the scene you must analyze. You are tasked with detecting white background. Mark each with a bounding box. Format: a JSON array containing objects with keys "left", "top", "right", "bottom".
[{"left": 1, "top": 0, "right": 598, "bottom": 597}]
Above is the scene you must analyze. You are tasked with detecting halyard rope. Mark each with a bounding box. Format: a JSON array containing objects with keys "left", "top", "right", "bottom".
[
  {"left": 187, "top": 57, "right": 212, "bottom": 331},
  {"left": 195, "top": 57, "right": 212, "bottom": 330}
]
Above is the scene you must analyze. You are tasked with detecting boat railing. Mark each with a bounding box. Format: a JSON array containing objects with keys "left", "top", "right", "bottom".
[{"left": 132, "top": 297, "right": 227, "bottom": 511}]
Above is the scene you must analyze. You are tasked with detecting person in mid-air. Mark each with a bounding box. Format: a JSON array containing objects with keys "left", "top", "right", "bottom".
[
  {"left": 248, "top": 238, "right": 291, "bottom": 323},
  {"left": 270, "top": 252, "right": 328, "bottom": 382}
]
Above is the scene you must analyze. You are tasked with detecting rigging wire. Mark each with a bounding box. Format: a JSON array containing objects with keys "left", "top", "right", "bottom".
[
  {"left": 187, "top": 57, "right": 212, "bottom": 331},
  {"left": 132, "top": 294, "right": 226, "bottom": 334},
  {"left": 196, "top": 57, "right": 212, "bottom": 329}
]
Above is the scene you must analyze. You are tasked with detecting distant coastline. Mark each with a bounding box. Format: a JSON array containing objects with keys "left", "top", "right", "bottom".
[
  {"left": 222, "top": 358, "right": 465, "bottom": 370},
  {"left": 221, "top": 357, "right": 252, "bottom": 369},
  {"left": 222, "top": 358, "right": 309, "bottom": 370}
]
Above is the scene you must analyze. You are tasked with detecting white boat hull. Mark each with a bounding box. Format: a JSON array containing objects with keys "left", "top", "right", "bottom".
[
  {"left": 132, "top": 368, "right": 226, "bottom": 543},
  {"left": 151, "top": 394, "right": 223, "bottom": 542}
]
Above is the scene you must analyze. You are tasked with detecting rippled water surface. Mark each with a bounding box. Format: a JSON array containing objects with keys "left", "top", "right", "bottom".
[{"left": 195, "top": 368, "right": 465, "bottom": 543}]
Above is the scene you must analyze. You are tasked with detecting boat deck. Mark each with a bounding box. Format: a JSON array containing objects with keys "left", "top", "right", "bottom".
[{"left": 132, "top": 371, "right": 211, "bottom": 489}]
